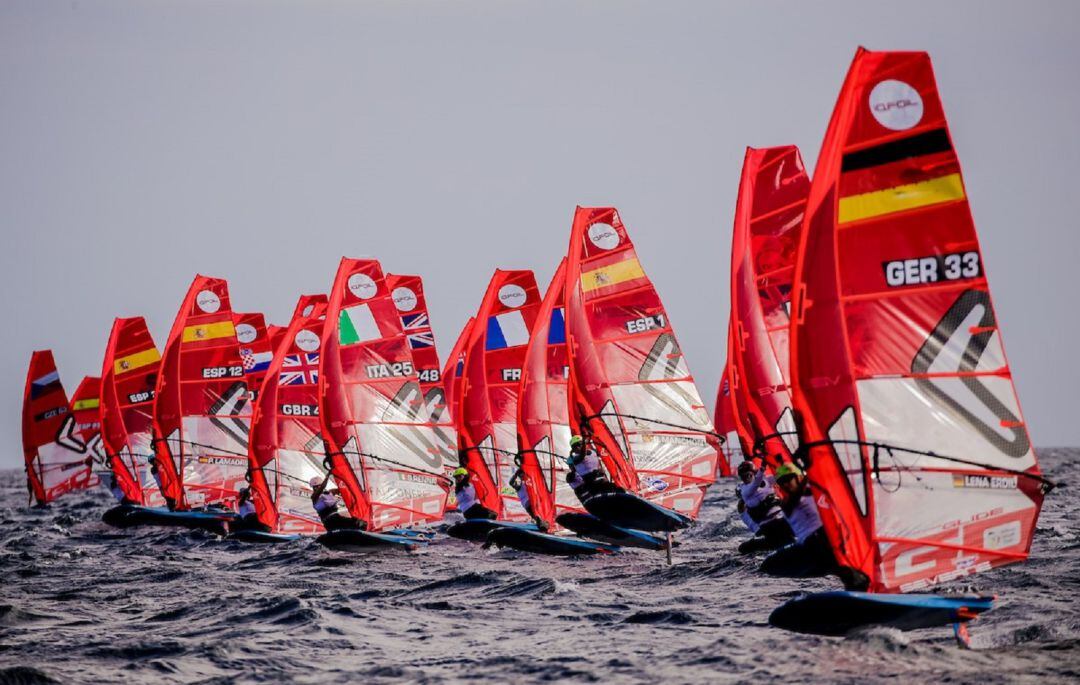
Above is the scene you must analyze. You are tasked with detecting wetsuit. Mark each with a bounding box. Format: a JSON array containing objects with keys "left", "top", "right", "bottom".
[
  {"left": 760, "top": 479, "right": 835, "bottom": 577},
  {"left": 566, "top": 446, "right": 622, "bottom": 503},
  {"left": 150, "top": 464, "right": 177, "bottom": 510},
  {"left": 314, "top": 491, "right": 364, "bottom": 531},
  {"left": 738, "top": 467, "right": 794, "bottom": 548},
  {"left": 233, "top": 499, "right": 271, "bottom": 533},
  {"left": 510, "top": 470, "right": 548, "bottom": 530},
  {"left": 455, "top": 479, "right": 496, "bottom": 520}
]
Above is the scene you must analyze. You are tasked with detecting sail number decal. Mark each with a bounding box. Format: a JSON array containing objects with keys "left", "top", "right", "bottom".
[
  {"left": 883, "top": 251, "right": 980, "bottom": 288},
  {"left": 203, "top": 365, "right": 245, "bottom": 379},
  {"left": 418, "top": 369, "right": 440, "bottom": 383},
  {"left": 127, "top": 390, "right": 154, "bottom": 404},
  {"left": 626, "top": 314, "right": 666, "bottom": 334},
  {"left": 365, "top": 361, "right": 414, "bottom": 379},
  {"left": 501, "top": 368, "right": 522, "bottom": 382}
]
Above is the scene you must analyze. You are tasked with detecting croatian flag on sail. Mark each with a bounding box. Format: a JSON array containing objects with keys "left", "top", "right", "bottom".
[
  {"left": 486, "top": 311, "right": 529, "bottom": 350},
  {"left": 279, "top": 353, "right": 319, "bottom": 386},
  {"left": 240, "top": 348, "right": 273, "bottom": 373},
  {"left": 403, "top": 312, "right": 434, "bottom": 349}
]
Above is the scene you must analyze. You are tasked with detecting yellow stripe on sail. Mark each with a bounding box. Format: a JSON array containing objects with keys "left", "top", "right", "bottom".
[
  {"left": 72, "top": 398, "right": 100, "bottom": 411},
  {"left": 182, "top": 321, "right": 236, "bottom": 343},
  {"left": 838, "top": 173, "right": 965, "bottom": 224},
  {"left": 580, "top": 258, "right": 645, "bottom": 292},
  {"left": 113, "top": 347, "right": 161, "bottom": 374}
]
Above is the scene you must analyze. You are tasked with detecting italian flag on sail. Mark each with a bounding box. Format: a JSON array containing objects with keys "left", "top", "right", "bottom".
[{"left": 339, "top": 304, "right": 381, "bottom": 345}]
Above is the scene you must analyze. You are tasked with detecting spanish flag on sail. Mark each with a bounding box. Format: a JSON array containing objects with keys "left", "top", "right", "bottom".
[
  {"left": 579, "top": 252, "right": 649, "bottom": 299},
  {"left": 113, "top": 347, "right": 161, "bottom": 375},
  {"left": 181, "top": 320, "right": 236, "bottom": 344},
  {"left": 838, "top": 128, "right": 965, "bottom": 224}
]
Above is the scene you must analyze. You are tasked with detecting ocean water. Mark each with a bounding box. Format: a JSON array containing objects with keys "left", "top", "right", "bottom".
[{"left": 1, "top": 449, "right": 1078, "bottom": 685}]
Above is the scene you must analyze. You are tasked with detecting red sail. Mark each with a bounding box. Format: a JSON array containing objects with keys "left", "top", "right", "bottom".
[
  {"left": 725, "top": 324, "right": 759, "bottom": 460},
  {"left": 319, "top": 258, "right": 450, "bottom": 531},
  {"left": 68, "top": 376, "right": 106, "bottom": 490},
  {"left": 728, "top": 146, "right": 810, "bottom": 467},
  {"left": 100, "top": 317, "right": 164, "bottom": 506},
  {"left": 21, "top": 351, "right": 92, "bottom": 505},
  {"left": 267, "top": 324, "right": 288, "bottom": 351},
  {"left": 385, "top": 273, "right": 457, "bottom": 481},
  {"left": 153, "top": 276, "right": 251, "bottom": 509},
  {"left": 515, "top": 260, "right": 580, "bottom": 528},
  {"left": 565, "top": 207, "right": 719, "bottom": 519},
  {"left": 790, "top": 49, "right": 1043, "bottom": 592},
  {"left": 248, "top": 295, "right": 328, "bottom": 534},
  {"left": 233, "top": 312, "right": 274, "bottom": 401},
  {"left": 443, "top": 317, "right": 474, "bottom": 430},
  {"left": 457, "top": 270, "right": 541, "bottom": 520},
  {"left": 712, "top": 362, "right": 739, "bottom": 475}
]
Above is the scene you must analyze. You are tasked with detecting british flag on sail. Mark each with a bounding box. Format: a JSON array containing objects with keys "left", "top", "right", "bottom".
[
  {"left": 403, "top": 312, "right": 435, "bottom": 349},
  {"left": 279, "top": 353, "right": 319, "bottom": 386}
]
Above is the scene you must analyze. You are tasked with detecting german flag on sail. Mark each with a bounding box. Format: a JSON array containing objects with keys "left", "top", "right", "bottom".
[
  {"left": 838, "top": 128, "right": 965, "bottom": 224},
  {"left": 113, "top": 347, "right": 161, "bottom": 374},
  {"left": 182, "top": 321, "right": 236, "bottom": 343}
]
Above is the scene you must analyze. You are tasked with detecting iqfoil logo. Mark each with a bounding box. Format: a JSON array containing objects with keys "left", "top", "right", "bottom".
[{"left": 869, "top": 79, "right": 923, "bottom": 131}]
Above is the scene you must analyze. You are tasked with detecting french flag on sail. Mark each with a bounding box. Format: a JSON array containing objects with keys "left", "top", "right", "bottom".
[
  {"left": 486, "top": 311, "right": 529, "bottom": 350},
  {"left": 548, "top": 307, "right": 566, "bottom": 345}
]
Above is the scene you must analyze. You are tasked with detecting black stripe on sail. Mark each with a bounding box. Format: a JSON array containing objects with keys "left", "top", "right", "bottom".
[{"left": 841, "top": 128, "right": 952, "bottom": 173}]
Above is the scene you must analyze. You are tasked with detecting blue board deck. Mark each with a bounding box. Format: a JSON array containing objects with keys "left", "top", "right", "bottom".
[
  {"left": 316, "top": 528, "right": 423, "bottom": 550},
  {"left": 102, "top": 504, "right": 236, "bottom": 532},
  {"left": 769, "top": 591, "right": 996, "bottom": 635},
  {"left": 227, "top": 529, "right": 302, "bottom": 543},
  {"left": 581, "top": 492, "right": 692, "bottom": 532},
  {"left": 445, "top": 519, "right": 539, "bottom": 543},
  {"left": 485, "top": 526, "right": 620, "bottom": 556},
  {"left": 555, "top": 512, "right": 669, "bottom": 551}
]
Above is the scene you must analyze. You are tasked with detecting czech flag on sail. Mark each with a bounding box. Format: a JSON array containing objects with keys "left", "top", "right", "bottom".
[
  {"left": 486, "top": 311, "right": 529, "bottom": 350},
  {"left": 30, "top": 370, "right": 62, "bottom": 399}
]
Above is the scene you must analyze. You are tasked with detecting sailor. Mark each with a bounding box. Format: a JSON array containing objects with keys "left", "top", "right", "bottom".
[
  {"left": 231, "top": 487, "right": 270, "bottom": 533},
  {"left": 309, "top": 474, "right": 365, "bottom": 531},
  {"left": 453, "top": 467, "right": 497, "bottom": 520},
  {"left": 565, "top": 435, "right": 622, "bottom": 501},
  {"left": 736, "top": 488, "right": 758, "bottom": 534},
  {"left": 736, "top": 460, "right": 794, "bottom": 548},
  {"left": 774, "top": 463, "right": 827, "bottom": 549},
  {"left": 773, "top": 463, "right": 870, "bottom": 590},
  {"left": 508, "top": 462, "right": 547, "bottom": 531},
  {"left": 107, "top": 474, "right": 135, "bottom": 505},
  {"left": 149, "top": 460, "right": 177, "bottom": 510}
]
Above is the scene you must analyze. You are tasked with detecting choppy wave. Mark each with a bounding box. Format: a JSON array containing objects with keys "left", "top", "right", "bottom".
[{"left": 1, "top": 450, "right": 1078, "bottom": 683}]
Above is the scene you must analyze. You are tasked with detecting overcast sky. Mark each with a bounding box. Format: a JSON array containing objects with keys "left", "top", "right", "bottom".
[{"left": 3, "top": 0, "right": 1078, "bottom": 467}]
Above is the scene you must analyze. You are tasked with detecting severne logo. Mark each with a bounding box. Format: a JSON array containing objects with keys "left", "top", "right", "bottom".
[{"left": 868, "top": 79, "right": 923, "bottom": 131}]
